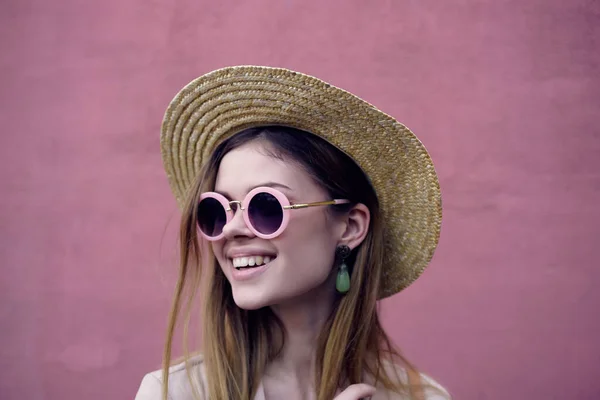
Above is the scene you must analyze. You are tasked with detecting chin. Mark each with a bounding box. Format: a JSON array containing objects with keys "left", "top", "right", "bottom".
[
  {"left": 230, "top": 283, "right": 330, "bottom": 311},
  {"left": 233, "top": 301, "right": 265, "bottom": 311},
  {"left": 230, "top": 287, "right": 273, "bottom": 310}
]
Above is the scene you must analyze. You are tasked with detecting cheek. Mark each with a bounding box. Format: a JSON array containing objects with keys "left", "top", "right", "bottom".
[
  {"left": 210, "top": 241, "right": 227, "bottom": 270},
  {"left": 278, "top": 214, "right": 338, "bottom": 277}
]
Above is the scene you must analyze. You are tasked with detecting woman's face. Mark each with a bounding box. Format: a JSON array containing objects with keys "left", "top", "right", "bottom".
[{"left": 210, "top": 140, "right": 345, "bottom": 310}]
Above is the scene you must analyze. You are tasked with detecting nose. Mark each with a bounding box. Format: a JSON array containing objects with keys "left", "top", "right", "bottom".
[{"left": 221, "top": 206, "right": 255, "bottom": 239}]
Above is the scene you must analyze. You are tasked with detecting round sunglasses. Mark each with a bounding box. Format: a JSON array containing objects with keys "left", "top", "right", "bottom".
[{"left": 197, "top": 186, "right": 350, "bottom": 240}]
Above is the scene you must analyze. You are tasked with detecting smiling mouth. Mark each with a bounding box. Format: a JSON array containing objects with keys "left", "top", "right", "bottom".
[{"left": 231, "top": 255, "right": 276, "bottom": 270}]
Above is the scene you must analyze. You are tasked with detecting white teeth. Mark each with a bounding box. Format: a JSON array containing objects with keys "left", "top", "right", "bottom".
[{"left": 231, "top": 255, "right": 274, "bottom": 268}]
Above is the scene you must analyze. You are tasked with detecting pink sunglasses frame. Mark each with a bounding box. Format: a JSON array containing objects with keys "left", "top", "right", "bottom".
[{"left": 198, "top": 186, "right": 350, "bottom": 240}]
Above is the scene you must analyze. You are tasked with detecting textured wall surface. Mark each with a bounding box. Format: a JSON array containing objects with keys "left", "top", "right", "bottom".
[{"left": 1, "top": 0, "right": 599, "bottom": 399}]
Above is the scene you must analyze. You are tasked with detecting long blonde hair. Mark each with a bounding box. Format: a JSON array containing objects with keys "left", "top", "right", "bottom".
[{"left": 161, "top": 126, "right": 429, "bottom": 400}]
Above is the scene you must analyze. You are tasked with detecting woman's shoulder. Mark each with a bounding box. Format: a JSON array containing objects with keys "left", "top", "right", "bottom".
[
  {"left": 372, "top": 360, "right": 451, "bottom": 400},
  {"left": 134, "top": 355, "right": 207, "bottom": 400},
  {"left": 415, "top": 373, "right": 451, "bottom": 400}
]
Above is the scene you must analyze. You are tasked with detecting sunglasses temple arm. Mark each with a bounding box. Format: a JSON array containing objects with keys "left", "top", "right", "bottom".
[{"left": 285, "top": 199, "right": 351, "bottom": 209}]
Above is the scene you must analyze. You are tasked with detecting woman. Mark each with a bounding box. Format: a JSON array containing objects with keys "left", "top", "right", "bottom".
[{"left": 136, "top": 66, "right": 449, "bottom": 400}]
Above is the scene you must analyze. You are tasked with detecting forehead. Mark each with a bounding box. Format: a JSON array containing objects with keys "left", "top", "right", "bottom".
[{"left": 214, "top": 141, "right": 320, "bottom": 198}]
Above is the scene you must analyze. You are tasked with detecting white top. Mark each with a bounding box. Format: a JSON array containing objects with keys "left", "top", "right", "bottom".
[{"left": 135, "top": 356, "right": 450, "bottom": 400}]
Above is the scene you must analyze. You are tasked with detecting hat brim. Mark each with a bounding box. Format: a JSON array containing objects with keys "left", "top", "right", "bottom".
[{"left": 161, "top": 66, "right": 442, "bottom": 299}]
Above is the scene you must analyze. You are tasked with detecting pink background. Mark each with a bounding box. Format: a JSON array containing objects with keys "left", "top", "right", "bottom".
[{"left": 1, "top": 0, "right": 599, "bottom": 399}]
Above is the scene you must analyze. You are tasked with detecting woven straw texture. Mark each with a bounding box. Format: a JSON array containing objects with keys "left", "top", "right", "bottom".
[{"left": 161, "top": 66, "right": 442, "bottom": 298}]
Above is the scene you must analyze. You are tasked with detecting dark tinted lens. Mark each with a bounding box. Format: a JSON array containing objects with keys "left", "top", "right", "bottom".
[
  {"left": 197, "top": 198, "right": 226, "bottom": 237},
  {"left": 248, "top": 192, "right": 283, "bottom": 234}
]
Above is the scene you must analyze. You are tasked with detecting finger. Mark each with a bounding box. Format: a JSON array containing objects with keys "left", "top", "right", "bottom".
[{"left": 334, "top": 383, "right": 376, "bottom": 400}]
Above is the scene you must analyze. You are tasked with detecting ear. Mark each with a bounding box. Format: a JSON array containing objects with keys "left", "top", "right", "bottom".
[{"left": 337, "top": 203, "right": 370, "bottom": 250}]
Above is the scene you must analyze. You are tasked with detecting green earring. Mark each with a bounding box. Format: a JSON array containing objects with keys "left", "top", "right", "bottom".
[{"left": 335, "top": 245, "right": 351, "bottom": 294}]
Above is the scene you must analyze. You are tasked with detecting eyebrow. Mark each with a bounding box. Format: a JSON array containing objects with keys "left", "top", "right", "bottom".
[{"left": 216, "top": 182, "right": 293, "bottom": 199}]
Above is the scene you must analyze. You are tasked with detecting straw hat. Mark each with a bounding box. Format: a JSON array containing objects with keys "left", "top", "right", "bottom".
[{"left": 160, "top": 66, "right": 442, "bottom": 298}]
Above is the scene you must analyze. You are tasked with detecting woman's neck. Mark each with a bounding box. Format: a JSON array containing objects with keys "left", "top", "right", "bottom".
[{"left": 264, "top": 282, "right": 337, "bottom": 387}]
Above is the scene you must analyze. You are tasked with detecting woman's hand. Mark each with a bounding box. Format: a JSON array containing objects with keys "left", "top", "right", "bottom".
[{"left": 334, "top": 383, "right": 376, "bottom": 400}]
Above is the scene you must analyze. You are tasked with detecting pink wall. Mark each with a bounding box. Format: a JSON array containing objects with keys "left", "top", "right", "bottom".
[{"left": 1, "top": 0, "right": 599, "bottom": 398}]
